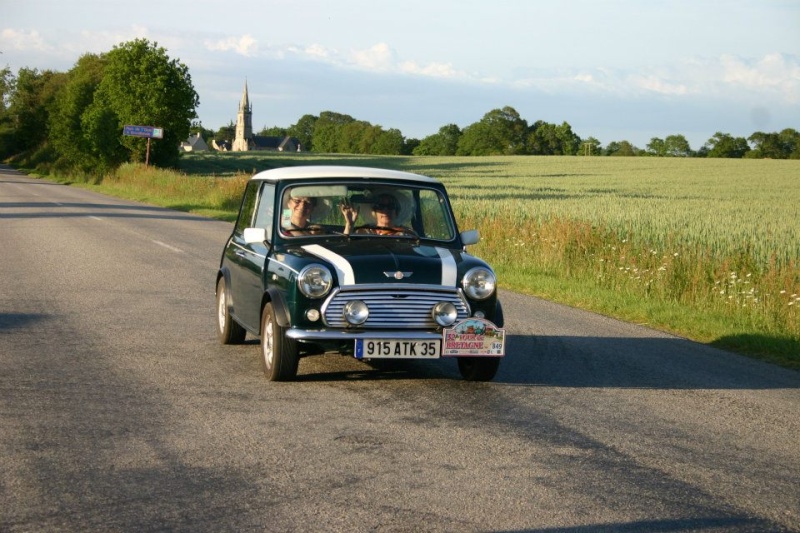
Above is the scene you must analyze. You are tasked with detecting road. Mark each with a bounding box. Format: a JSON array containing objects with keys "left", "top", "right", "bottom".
[{"left": 1, "top": 165, "right": 798, "bottom": 532}]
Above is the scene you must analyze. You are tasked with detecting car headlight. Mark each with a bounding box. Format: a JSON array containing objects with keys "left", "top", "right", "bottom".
[
  {"left": 462, "top": 267, "right": 496, "bottom": 300},
  {"left": 432, "top": 302, "right": 458, "bottom": 326},
  {"left": 298, "top": 264, "right": 333, "bottom": 298},
  {"left": 343, "top": 300, "right": 369, "bottom": 325}
]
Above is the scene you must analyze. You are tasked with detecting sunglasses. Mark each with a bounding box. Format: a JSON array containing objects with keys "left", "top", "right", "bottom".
[
  {"left": 372, "top": 203, "right": 396, "bottom": 212},
  {"left": 291, "top": 197, "right": 315, "bottom": 207}
]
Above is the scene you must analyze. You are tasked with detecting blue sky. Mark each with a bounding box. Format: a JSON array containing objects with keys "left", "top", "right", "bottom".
[{"left": 2, "top": 0, "right": 798, "bottom": 149}]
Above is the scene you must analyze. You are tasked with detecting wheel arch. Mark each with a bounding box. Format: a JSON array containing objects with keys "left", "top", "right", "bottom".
[{"left": 260, "top": 288, "right": 291, "bottom": 332}]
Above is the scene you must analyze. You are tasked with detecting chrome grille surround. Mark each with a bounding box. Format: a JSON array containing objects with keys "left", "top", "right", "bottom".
[{"left": 321, "top": 284, "right": 470, "bottom": 329}]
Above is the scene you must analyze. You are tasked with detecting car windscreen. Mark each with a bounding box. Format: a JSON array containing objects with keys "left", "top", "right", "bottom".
[{"left": 277, "top": 182, "right": 456, "bottom": 241}]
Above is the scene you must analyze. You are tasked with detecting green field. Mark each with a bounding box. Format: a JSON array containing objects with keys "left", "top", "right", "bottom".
[{"left": 47, "top": 152, "right": 800, "bottom": 368}]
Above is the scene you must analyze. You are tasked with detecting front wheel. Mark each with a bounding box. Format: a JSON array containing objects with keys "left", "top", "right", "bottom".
[
  {"left": 260, "top": 302, "right": 299, "bottom": 381},
  {"left": 216, "top": 278, "right": 246, "bottom": 344},
  {"left": 457, "top": 357, "right": 501, "bottom": 382}
]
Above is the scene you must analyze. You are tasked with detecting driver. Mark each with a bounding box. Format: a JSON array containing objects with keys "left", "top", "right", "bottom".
[
  {"left": 340, "top": 193, "right": 414, "bottom": 235},
  {"left": 282, "top": 195, "right": 324, "bottom": 235}
]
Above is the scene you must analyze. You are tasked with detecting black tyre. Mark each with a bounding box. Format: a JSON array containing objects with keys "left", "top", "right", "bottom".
[
  {"left": 260, "top": 302, "right": 299, "bottom": 381},
  {"left": 457, "top": 357, "right": 501, "bottom": 381},
  {"left": 216, "top": 278, "right": 246, "bottom": 344}
]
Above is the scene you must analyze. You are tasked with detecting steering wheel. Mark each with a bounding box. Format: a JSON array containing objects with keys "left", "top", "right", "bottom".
[{"left": 354, "top": 225, "right": 417, "bottom": 236}]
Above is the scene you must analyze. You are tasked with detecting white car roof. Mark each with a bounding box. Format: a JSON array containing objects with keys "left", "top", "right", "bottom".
[{"left": 249, "top": 165, "right": 440, "bottom": 184}]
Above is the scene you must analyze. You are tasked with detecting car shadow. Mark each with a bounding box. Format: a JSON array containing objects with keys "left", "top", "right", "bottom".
[{"left": 275, "top": 332, "right": 799, "bottom": 389}]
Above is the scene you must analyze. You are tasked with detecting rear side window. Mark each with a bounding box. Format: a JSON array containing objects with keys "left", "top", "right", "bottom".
[
  {"left": 254, "top": 184, "right": 276, "bottom": 241},
  {"left": 233, "top": 181, "right": 259, "bottom": 236}
]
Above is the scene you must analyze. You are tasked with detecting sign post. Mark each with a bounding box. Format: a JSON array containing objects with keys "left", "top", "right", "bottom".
[{"left": 122, "top": 125, "right": 164, "bottom": 166}]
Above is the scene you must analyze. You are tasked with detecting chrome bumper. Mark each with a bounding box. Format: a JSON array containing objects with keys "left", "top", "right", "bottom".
[{"left": 286, "top": 328, "right": 443, "bottom": 341}]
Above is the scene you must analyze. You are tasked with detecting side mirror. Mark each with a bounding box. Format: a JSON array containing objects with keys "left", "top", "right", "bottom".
[
  {"left": 243, "top": 227, "right": 267, "bottom": 244},
  {"left": 461, "top": 229, "right": 479, "bottom": 246}
]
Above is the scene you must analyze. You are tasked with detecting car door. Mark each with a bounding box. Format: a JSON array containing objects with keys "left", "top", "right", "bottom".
[{"left": 226, "top": 182, "right": 274, "bottom": 331}]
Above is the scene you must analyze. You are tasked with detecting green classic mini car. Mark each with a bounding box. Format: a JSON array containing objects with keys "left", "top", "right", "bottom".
[{"left": 215, "top": 166, "right": 505, "bottom": 381}]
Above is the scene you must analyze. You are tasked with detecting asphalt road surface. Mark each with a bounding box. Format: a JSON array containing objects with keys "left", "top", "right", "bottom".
[{"left": 1, "top": 165, "right": 798, "bottom": 532}]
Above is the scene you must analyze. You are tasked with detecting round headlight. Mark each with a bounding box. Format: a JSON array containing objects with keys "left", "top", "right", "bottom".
[
  {"left": 432, "top": 301, "right": 458, "bottom": 326},
  {"left": 298, "top": 264, "right": 333, "bottom": 298},
  {"left": 343, "top": 300, "right": 369, "bottom": 325},
  {"left": 462, "top": 267, "right": 496, "bottom": 300}
]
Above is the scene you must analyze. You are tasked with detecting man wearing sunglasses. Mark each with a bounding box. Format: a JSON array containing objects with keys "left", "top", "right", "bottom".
[{"left": 341, "top": 193, "right": 415, "bottom": 236}]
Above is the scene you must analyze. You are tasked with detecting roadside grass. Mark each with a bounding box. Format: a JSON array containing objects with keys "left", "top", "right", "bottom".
[{"left": 33, "top": 152, "right": 799, "bottom": 370}]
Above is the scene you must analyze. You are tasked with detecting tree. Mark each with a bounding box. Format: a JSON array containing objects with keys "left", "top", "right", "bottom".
[
  {"left": 646, "top": 137, "right": 666, "bottom": 156},
  {"left": 4, "top": 67, "right": 66, "bottom": 155},
  {"left": 526, "top": 120, "right": 581, "bottom": 155},
  {"left": 413, "top": 124, "right": 461, "bottom": 155},
  {"left": 0, "top": 66, "right": 17, "bottom": 157},
  {"left": 371, "top": 128, "right": 404, "bottom": 155},
  {"left": 288, "top": 114, "right": 317, "bottom": 151},
  {"left": 48, "top": 53, "right": 107, "bottom": 172},
  {"left": 189, "top": 120, "right": 215, "bottom": 142},
  {"left": 258, "top": 125, "right": 287, "bottom": 137},
  {"left": 605, "top": 140, "right": 639, "bottom": 156},
  {"left": 703, "top": 132, "right": 750, "bottom": 158},
  {"left": 746, "top": 130, "right": 799, "bottom": 159},
  {"left": 215, "top": 121, "right": 235, "bottom": 143},
  {"left": 89, "top": 38, "right": 199, "bottom": 168},
  {"left": 664, "top": 134, "right": 692, "bottom": 157},
  {"left": 457, "top": 106, "right": 527, "bottom": 155},
  {"left": 581, "top": 137, "right": 602, "bottom": 156},
  {"left": 312, "top": 111, "right": 355, "bottom": 152}
]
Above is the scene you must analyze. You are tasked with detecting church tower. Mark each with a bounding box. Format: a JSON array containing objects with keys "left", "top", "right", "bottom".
[{"left": 232, "top": 81, "right": 253, "bottom": 151}]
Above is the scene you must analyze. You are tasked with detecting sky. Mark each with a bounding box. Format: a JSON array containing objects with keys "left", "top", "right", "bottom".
[{"left": 2, "top": 0, "right": 799, "bottom": 149}]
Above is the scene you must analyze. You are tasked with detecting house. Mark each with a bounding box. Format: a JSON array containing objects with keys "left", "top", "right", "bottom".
[{"left": 180, "top": 133, "right": 209, "bottom": 152}]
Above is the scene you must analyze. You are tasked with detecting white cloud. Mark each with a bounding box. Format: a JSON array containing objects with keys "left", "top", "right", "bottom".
[
  {"left": 204, "top": 34, "right": 258, "bottom": 57},
  {"left": 348, "top": 42, "right": 396, "bottom": 71},
  {"left": 721, "top": 53, "right": 800, "bottom": 103},
  {"left": 1, "top": 28, "right": 51, "bottom": 52}
]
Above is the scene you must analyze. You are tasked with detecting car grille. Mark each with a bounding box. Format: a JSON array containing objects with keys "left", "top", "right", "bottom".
[{"left": 322, "top": 285, "right": 470, "bottom": 329}]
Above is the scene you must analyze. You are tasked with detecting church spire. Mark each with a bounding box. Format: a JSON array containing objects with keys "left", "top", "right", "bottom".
[
  {"left": 239, "top": 80, "right": 251, "bottom": 113},
  {"left": 233, "top": 80, "right": 253, "bottom": 151}
]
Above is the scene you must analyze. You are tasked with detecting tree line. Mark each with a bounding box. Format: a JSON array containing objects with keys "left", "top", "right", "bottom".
[{"left": 2, "top": 39, "right": 798, "bottom": 177}]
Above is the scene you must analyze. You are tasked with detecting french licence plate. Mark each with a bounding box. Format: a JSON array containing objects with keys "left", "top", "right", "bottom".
[{"left": 355, "top": 339, "right": 440, "bottom": 359}]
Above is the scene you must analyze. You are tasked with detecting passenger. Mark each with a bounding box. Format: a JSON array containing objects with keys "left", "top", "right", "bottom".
[{"left": 341, "top": 193, "right": 415, "bottom": 236}]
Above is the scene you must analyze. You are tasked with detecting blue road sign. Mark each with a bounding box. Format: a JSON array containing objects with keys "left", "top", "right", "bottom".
[{"left": 123, "top": 125, "right": 164, "bottom": 139}]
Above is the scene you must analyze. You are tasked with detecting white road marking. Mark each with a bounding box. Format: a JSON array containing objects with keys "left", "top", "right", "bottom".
[{"left": 152, "top": 240, "right": 184, "bottom": 253}]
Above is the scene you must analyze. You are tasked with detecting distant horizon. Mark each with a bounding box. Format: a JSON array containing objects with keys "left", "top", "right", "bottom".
[{"left": 3, "top": 1, "right": 798, "bottom": 149}]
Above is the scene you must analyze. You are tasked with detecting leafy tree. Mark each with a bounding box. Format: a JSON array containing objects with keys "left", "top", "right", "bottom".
[
  {"left": 189, "top": 120, "right": 215, "bottom": 142},
  {"left": 605, "top": 140, "right": 639, "bottom": 156},
  {"left": 288, "top": 114, "right": 317, "bottom": 151},
  {"left": 0, "top": 66, "right": 13, "bottom": 114},
  {"left": 312, "top": 111, "right": 356, "bottom": 152},
  {"left": 371, "top": 128, "right": 404, "bottom": 155},
  {"left": 703, "top": 132, "right": 750, "bottom": 158},
  {"left": 5, "top": 67, "right": 66, "bottom": 155},
  {"left": 778, "top": 128, "right": 800, "bottom": 159},
  {"left": 527, "top": 120, "right": 581, "bottom": 155},
  {"left": 745, "top": 130, "right": 800, "bottom": 159},
  {"left": 664, "top": 134, "right": 692, "bottom": 157},
  {"left": 215, "top": 121, "right": 235, "bottom": 142},
  {"left": 48, "top": 53, "right": 107, "bottom": 172},
  {"left": 646, "top": 137, "right": 666, "bottom": 156},
  {"left": 89, "top": 38, "right": 199, "bottom": 168},
  {"left": 0, "top": 67, "right": 17, "bottom": 157},
  {"left": 457, "top": 106, "right": 527, "bottom": 155},
  {"left": 413, "top": 123, "right": 461, "bottom": 155},
  {"left": 581, "top": 137, "right": 602, "bottom": 156},
  {"left": 402, "top": 137, "right": 420, "bottom": 155},
  {"left": 258, "top": 125, "right": 287, "bottom": 137}
]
